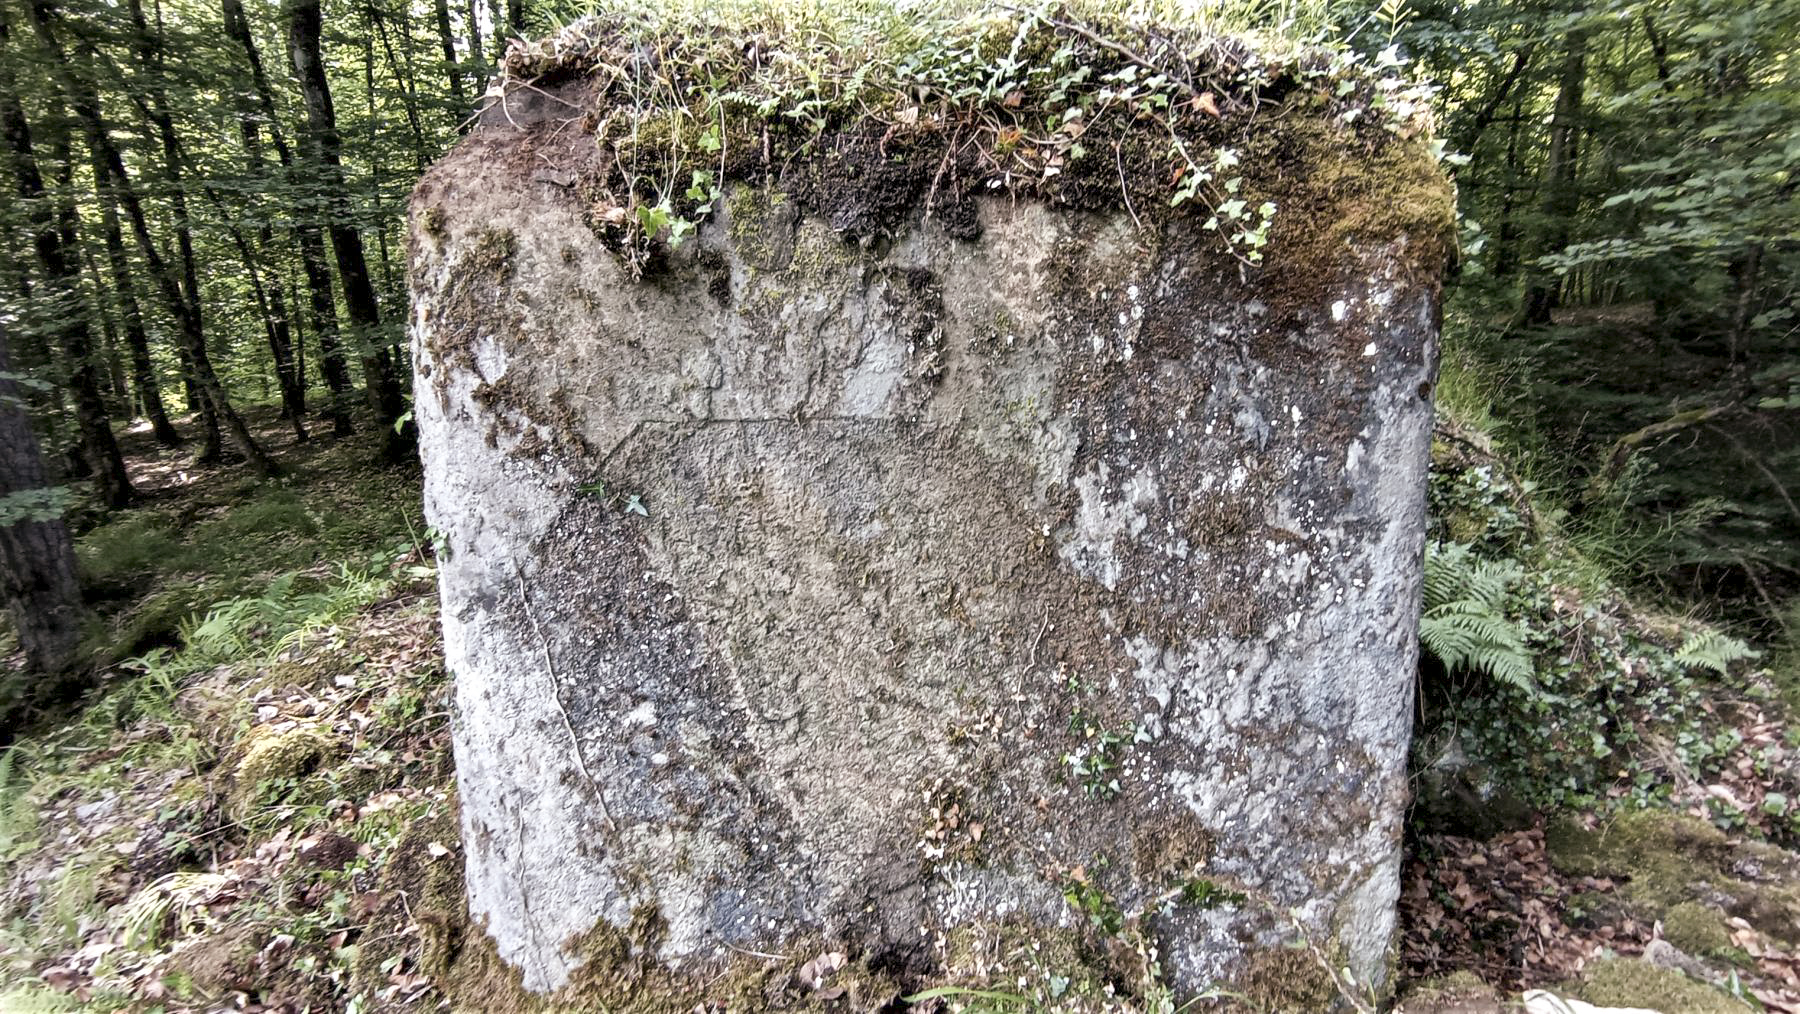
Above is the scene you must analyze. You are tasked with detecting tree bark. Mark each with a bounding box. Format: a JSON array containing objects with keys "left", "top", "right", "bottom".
[
  {"left": 0, "top": 10, "right": 134, "bottom": 508},
  {"left": 287, "top": 0, "right": 412, "bottom": 460},
  {"left": 25, "top": 0, "right": 278, "bottom": 478},
  {"left": 0, "top": 319, "right": 87, "bottom": 696}
]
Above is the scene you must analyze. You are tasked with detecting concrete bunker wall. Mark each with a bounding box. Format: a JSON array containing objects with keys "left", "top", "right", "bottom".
[{"left": 409, "top": 33, "right": 1450, "bottom": 1004}]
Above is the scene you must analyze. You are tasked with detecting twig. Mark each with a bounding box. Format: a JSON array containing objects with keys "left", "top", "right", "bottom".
[
  {"left": 513, "top": 565, "right": 618, "bottom": 834},
  {"left": 1029, "top": 608, "right": 1050, "bottom": 667},
  {"left": 1114, "top": 141, "right": 1142, "bottom": 230},
  {"left": 996, "top": 4, "right": 1198, "bottom": 99}
]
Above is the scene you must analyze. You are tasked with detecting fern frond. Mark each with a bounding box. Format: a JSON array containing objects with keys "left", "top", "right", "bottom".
[
  {"left": 1420, "top": 544, "right": 1537, "bottom": 693},
  {"left": 1673, "top": 629, "right": 1759, "bottom": 674}
]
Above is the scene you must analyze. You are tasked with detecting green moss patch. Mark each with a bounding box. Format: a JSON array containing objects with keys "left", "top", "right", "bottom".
[
  {"left": 1574, "top": 957, "right": 1743, "bottom": 1014},
  {"left": 1546, "top": 808, "right": 1800, "bottom": 949},
  {"left": 228, "top": 725, "right": 337, "bottom": 819}
]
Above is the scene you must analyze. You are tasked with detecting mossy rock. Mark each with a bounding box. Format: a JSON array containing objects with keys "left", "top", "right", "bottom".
[
  {"left": 1545, "top": 808, "right": 1800, "bottom": 947},
  {"left": 1661, "top": 901, "right": 1747, "bottom": 965},
  {"left": 165, "top": 925, "right": 261, "bottom": 998},
  {"left": 228, "top": 725, "right": 336, "bottom": 819},
  {"left": 1545, "top": 808, "right": 1729, "bottom": 906},
  {"left": 1573, "top": 957, "right": 1743, "bottom": 1014}
]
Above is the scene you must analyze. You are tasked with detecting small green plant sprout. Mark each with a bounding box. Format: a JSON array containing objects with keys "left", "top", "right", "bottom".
[
  {"left": 1061, "top": 867, "right": 1125, "bottom": 935},
  {"left": 578, "top": 476, "right": 650, "bottom": 517},
  {"left": 1061, "top": 720, "right": 1135, "bottom": 799}
]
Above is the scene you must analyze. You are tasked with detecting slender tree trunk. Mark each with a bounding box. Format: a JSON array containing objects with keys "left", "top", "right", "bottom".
[
  {"left": 92, "top": 155, "right": 180, "bottom": 445},
  {"left": 487, "top": 0, "right": 504, "bottom": 63},
  {"left": 287, "top": 0, "right": 412, "bottom": 460},
  {"left": 0, "top": 12, "right": 133, "bottom": 508},
  {"left": 82, "top": 246, "right": 131, "bottom": 404},
  {"left": 466, "top": 0, "right": 490, "bottom": 96},
  {"left": 0, "top": 320, "right": 87, "bottom": 696},
  {"left": 124, "top": 0, "right": 204, "bottom": 341},
  {"left": 433, "top": 0, "right": 468, "bottom": 113},
  {"left": 25, "top": 0, "right": 278, "bottom": 478},
  {"left": 369, "top": 2, "right": 428, "bottom": 163},
  {"left": 216, "top": 204, "right": 309, "bottom": 443},
  {"left": 228, "top": 94, "right": 309, "bottom": 436},
  {"left": 1521, "top": 27, "right": 1588, "bottom": 327},
  {"left": 1725, "top": 243, "right": 1763, "bottom": 396},
  {"left": 221, "top": 0, "right": 353, "bottom": 437}
]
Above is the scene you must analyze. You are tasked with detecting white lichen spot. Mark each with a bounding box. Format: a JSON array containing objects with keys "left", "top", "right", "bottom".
[
  {"left": 1059, "top": 462, "right": 1159, "bottom": 590},
  {"left": 623, "top": 700, "right": 659, "bottom": 730},
  {"left": 1331, "top": 299, "right": 1350, "bottom": 322},
  {"left": 1362, "top": 342, "right": 1378, "bottom": 357}
]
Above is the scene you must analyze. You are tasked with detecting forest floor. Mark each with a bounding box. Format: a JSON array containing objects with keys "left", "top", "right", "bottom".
[{"left": 1, "top": 407, "right": 1798, "bottom": 1012}]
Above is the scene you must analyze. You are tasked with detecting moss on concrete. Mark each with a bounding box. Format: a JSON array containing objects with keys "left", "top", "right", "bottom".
[{"left": 464, "top": 227, "right": 519, "bottom": 279}]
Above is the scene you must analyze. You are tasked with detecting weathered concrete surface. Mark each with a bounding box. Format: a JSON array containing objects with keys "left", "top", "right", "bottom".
[{"left": 410, "top": 90, "right": 1449, "bottom": 1002}]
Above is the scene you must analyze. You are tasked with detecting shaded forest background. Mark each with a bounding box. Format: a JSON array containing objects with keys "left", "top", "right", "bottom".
[{"left": 0, "top": 0, "right": 1795, "bottom": 711}]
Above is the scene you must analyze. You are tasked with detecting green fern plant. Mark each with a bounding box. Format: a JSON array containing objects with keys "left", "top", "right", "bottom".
[
  {"left": 0, "top": 745, "right": 39, "bottom": 861},
  {"left": 1419, "top": 542, "right": 1536, "bottom": 691},
  {"left": 1673, "top": 629, "right": 1759, "bottom": 674}
]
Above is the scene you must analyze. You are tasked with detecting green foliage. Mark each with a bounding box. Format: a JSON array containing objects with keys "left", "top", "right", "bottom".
[
  {"left": 1417, "top": 449, "right": 1790, "bottom": 830},
  {"left": 0, "top": 487, "right": 70, "bottom": 526},
  {"left": 1401, "top": 0, "right": 1800, "bottom": 631},
  {"left": 1674, "top": 629, "right": 1761, "bottom": 675},
  {"left": 1420, "top": 542, "right": 1534, "bottom": 691},
  {"left": 506, "top": 0, "right": 1433, "bottom": 274}
]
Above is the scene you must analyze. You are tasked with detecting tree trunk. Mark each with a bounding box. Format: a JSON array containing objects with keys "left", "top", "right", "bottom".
[
  {"left": 0, "top": 12, "right": 134, "bottom": 508},
  {"left": 466, "top": 0, "right": 489, "bottom": 97},
  {"left": 218, "top": 204, "right": 309, "bottom": 443},
  {"left": 92, "top": 153, "right": 181, "bottom": 445},
  {"left": 368, "top": 2, "right": 428, "bottom": 165},
  {"left": 124, "top": 0, "right": 204, "bottom": 342},
  {"left": 82, "top": 245, "right": 131, "bottom": 405},
  {"left": 228, "top": 94, "right": 308, "bottom": 438},
  {"left": 1521, "top": 27, "right": 1588, "bottom": 327},
  {"left": 0, "top": 320, "right": 87, "bottom": 697},
  {"left": 487, "top": 0, "right": 504, "bottom": 63},
  {"left": 1725, "top": 243, "right": 1763, "bottom": 397},
  {"left": 432, "top": 0, "right": 467, "bottom": 113},
  {"left": 25, "top": 0, "right": 278, "bottom": 478},
  {"left": 221, "top": 0, "right": 353, "bottom": 437},
  {"left": 287, "top": 0, "right": 412, "bottom": 460}
]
